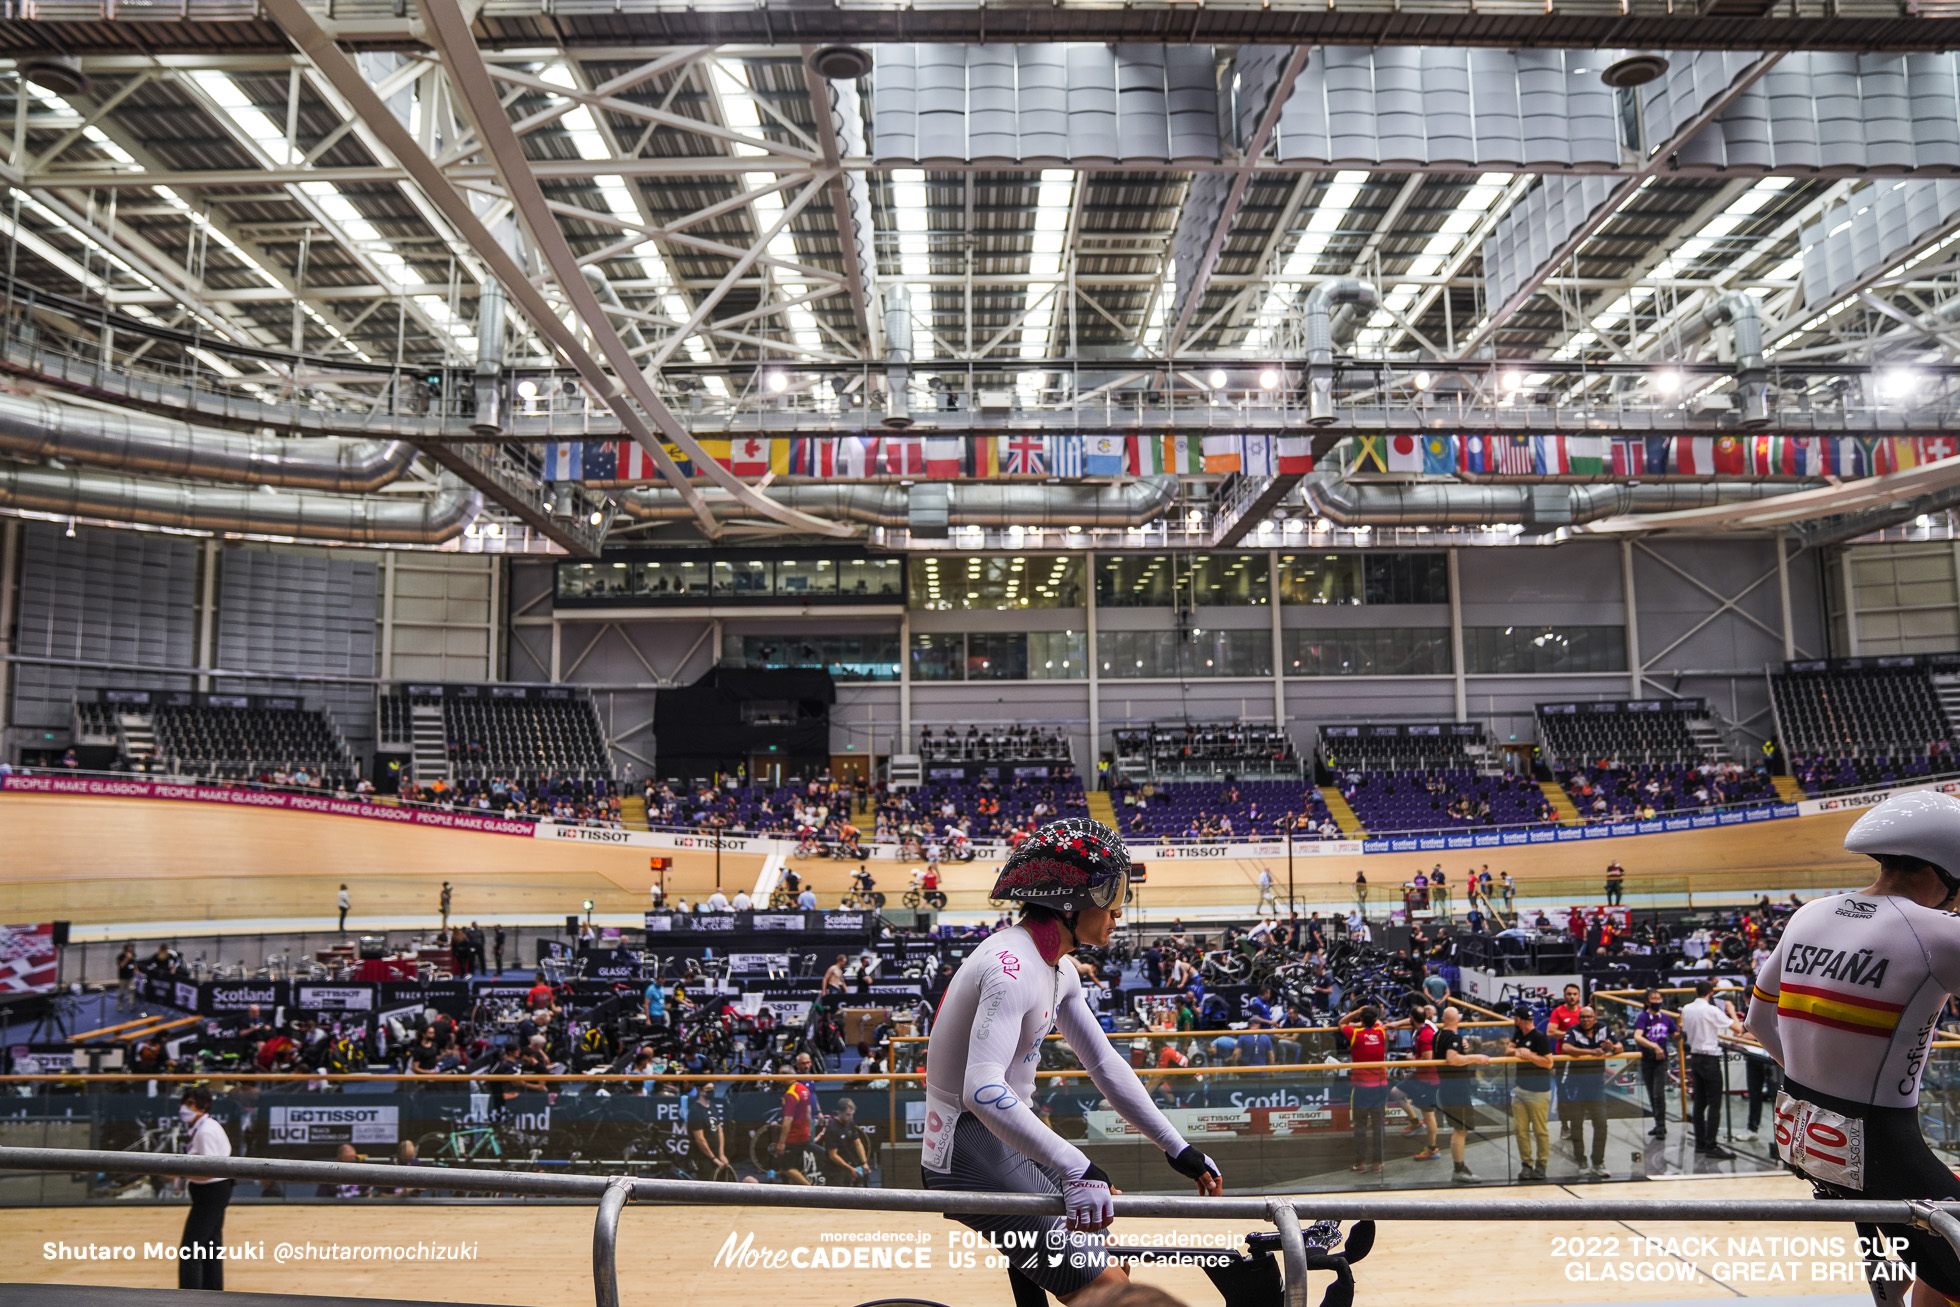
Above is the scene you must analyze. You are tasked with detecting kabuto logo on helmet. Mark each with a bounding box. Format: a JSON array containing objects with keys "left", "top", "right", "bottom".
[{"left": 991, "top": 818, "right": 1129, "bottom": 911}]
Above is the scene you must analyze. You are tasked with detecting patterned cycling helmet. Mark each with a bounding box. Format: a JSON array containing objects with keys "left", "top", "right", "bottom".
[{"left": 991, "top": 817, "right": 1129, "bottom": 912}]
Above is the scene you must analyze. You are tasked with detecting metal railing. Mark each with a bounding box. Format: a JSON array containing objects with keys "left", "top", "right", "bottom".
[{"left": 3, "top": 1145, "right": 1957, "bottom": 1307}]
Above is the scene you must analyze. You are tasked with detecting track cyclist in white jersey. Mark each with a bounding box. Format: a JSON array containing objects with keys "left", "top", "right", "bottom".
[
  {"left": 921, "top": 816, "right": 1224, "bottom": 1305},
  {"left": 1748, "top": 791, "right": 1960, "bottom": 1307}
]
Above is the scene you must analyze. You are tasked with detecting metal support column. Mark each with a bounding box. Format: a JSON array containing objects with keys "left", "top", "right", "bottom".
[
  {"left": 551, "top": 616, "right": 563, "bottom": 683},
  {"left": 380, "top": 551, "right": 397, "bottom": 683},
  {"left": 1621, "top": 538, "right": 1641, "bottom": 697},
  {"left": 487, "top": 557, "right": 503, "bottom": 682},
  {"left": 1777, "top": 532, "right": 1796, "bottom": 661},
  {"left": 1270, "top": 547, "right": 1286, "bottom": 733},
  {"left": 1447, "top": 549, "right": 1467, "bottom": 720},
  {"left": 1842, "top": 550, "right": 1861, "bottom": 656},
  {"left": 1086, "top": 550, "right": 1100, "bottom": 782},
  {"left": 195, "top": 539, "right": 218, "bottom": 693},
  {"left": 0, "top": 519, "right": 17, "bottom": 744},
  {"left": 899, "top": 609, "right": 912, "bottom": 755}
]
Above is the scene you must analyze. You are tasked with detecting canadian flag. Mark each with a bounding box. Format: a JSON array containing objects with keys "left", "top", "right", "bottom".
[{"left": 728, "top": 437, "right": 770, "bottom": 476}]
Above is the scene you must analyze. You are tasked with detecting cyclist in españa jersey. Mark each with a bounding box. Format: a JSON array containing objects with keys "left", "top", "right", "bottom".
[
  {"left": 1747, "top": 791, "right": 1960, "bottom": 1307},
  {"left": 921, "top": 817, "right": 1224, "bottom": 1305}
]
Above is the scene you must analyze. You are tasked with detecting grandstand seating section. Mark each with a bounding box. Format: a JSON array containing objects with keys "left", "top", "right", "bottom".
[
  {"left": 1113, "top": 778, "right": 1333, "bottom": 839},
  {"left": 1320, "top": 731, "right": 1477, "bottom": 772},
  {"left": 1772, "top": 662, "right": 1958, "bottom": 794},
  {"left": 919, "top": 725, "right": 1069, "bottom": 762},
  {"left": 152, "top": 703, "right": 355, "bottom": 782},
  {"left": 414, "top": 694, "right": 615, "bottom": 784},
  {"left": 1112, "top": 723, "right": 1299, "bottom": 778},
  {"left": 1558, "top": 763, "right": 1778, "bottom": 818},
  {"left": 1538, "top": 707, "right": 1707, "bottom": 766},
  {"left": 1338, "top": 769, "right": 1544, "bottom": 834}
]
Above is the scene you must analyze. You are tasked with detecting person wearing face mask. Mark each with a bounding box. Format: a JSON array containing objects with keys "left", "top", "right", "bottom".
[
  {"left": 176, "top": 1086, "right": 233, "bottom": 1289},
  {"left": 1630, "top": 987, "right": 1679, "bottom": 1141}
]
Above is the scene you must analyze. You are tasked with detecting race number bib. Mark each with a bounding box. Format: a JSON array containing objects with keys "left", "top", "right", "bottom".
[
  {"left": 920, "top": 1085, "right": 964, "bottom": 1174},
  {"left": 1774, "top": 1090, "right": 1866, "bottom": 1190}
]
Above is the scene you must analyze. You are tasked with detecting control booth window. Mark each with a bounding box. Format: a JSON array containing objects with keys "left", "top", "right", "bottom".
[
  {"left": 1463, "top": 625, "right": 1628, "bottom": 675},
  {"left": 714, "top": 558, "right": 772, "bottom": 596},
  {"left": 775, "top": 558, "right": 838, "bottom": 598},
  {"left": 966, "top": 633, "right": 1028, "bottom": 680},
  {"left": 910, "top": 632, "right": 965, "bottom": 681},
  {"left": 1095, "top": 555, "right": 1176, "bottom": 608},
  {"left": 1029, "top": 630, "right": 1087, "bottom": 680},
  {"left": 1186, "top": 553, "right": 1270, "bottom": 606},
  {"left": 909, "top": 555, "right": 1083, "bottom": 610},
  {"left": 1098, "top": 628, "right": 1272, "bottom": 678},
  {"left": 840, "top": 557, "right": 904, "bottom": 599},
  {"left": 637, "top": 559, "right": 710, "bottom": 598},
  {"left": 1284, "top": 627, "right": 1453, "bottom": 676},
  {"left": 736, "top": 634, "right": 899, "bottom": 682},
  {"left": 1364, "top": 553, "right": 1449, "bottom": 605},
  {"left": 1277, "top": 554, "right": 1363, "bottom": 606}
]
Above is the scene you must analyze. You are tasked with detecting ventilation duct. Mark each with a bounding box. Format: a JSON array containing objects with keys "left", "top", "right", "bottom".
[
  {"left": 621, "top": 475, "right": 1176, "bottom": 529},
  {"left": 0, "top": 465, "right": 482, "bottom": 544},
  {"left": 0, "top": 393, "right": 416, "bottom": 492},
  {"left": 1304, "top": 278, "right": 1379, "bottom": 425},
  {"left": 1701, "top": 291, "right": 1771, "bottom": 427},
  {"left": 883, "top": 282, "right": 914, "bottom": 429},
  {"left": 472, "top": 277, "right": 508, "bottom": 437},
  {"left": 1297, "top": 473, "right": 1795, "bottom": 530}
]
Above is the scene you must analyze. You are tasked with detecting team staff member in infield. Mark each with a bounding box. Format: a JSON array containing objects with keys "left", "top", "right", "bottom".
[
  {"left": 1747, "top": 791, "right": 1960, "bottom": 1307},
  {"left": 921, "top": 818, "right": 1223, "bottom": 1305},
  {"left": 176, "top": 1085, "right": 233, "bottom": 1289}
]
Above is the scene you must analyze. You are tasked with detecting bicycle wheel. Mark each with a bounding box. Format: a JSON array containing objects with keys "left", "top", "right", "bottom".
[
  {"left": 902, "top": 890, "right": 922, "bottom": 909},
  {"left": 414, "top": 1132, "right": 452, "bottom": 1162}
]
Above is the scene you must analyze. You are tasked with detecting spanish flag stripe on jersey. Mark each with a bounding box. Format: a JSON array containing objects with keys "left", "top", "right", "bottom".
[{"left": 1776, "top": 980, "right": 1904, "bottom": 1035}]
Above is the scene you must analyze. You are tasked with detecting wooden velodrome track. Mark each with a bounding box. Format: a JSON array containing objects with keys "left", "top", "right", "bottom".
[
  {"left": 0, "top": 792, "right": 1878, "bottom": 926},
  {"left": 0, "top": 794, "right": 1893, "bottom": 1306},
  {"left": 0, "top": 1174, "right": 1876, "bottom": 1305}
]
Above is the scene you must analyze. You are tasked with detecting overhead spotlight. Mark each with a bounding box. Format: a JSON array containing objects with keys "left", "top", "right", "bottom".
[
  {"left": 765, "top": 371, "right": 789, "bottom": 393},
  {"left": 1879, "top": 368, "right": 1920, "bottom": 398},
  {"left": 1187, "top": 509, "right": 1203, "bottom": 523},
  {"left": 1207, "top": 369, "right": 1229, "bottom": 389},
  {"left": 516, "top": 379, "right": 539, "bottom": 399},
  {"left": 807, "top": 45, "right": 874, "bottom": 80},
  {"left": 22, "top": 53, "right": 90, "bottom": 98},
  {"left": 1600, "top": 51, "right": 1670, "bottom": 88},
  {"left": 1413, "top": 371, "right": 1433, "bottom": 391},
  {"left": 1654, "top": 370, "right": 1683, "bottom": 394},
  {"left": 1258, "top": 368, "right": 1281, "bottom": 390},
  {"left": 589, "top": 510, "right": 604, "bottom": 526},
  {"left": 1066, "top": 525, "right": 1083, "bottom": 534},
  {"left": 1501, "top": 370, "right": 1524, "bottom": 391}
]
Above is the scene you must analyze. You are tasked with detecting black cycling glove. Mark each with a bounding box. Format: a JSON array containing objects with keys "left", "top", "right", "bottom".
[{"left": 1168, "top": 1145, "right": 1221, "bottom": 1184}]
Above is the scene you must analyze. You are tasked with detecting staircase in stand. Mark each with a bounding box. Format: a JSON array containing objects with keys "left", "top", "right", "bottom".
[
  {"left": 1318, "top": 786, "right": 1366, "bottom": 835},
  {"left": 118, "top": 713, "right": 156, "bottom": 768},
  {"left": 1085, "top": 790, "right": 1118, "bottom": 828},
  {"left": 620, "top": 795, "right": 649, "bottom": 830},
  {"left": 1771, "top": 774, "right": 1808, "bottom": 803},
  {"left": 409, "top": 702, "right": 451, "bottom": 786},
  {"left": 1540, "top": 781, "right": 1584, "bottom": 825},
  {"left": 1686, "top": 717, "right": 1729, "bottom": 762},
  {"left": 1935, "top": 674, "right": 1960, "bottom": 741}
]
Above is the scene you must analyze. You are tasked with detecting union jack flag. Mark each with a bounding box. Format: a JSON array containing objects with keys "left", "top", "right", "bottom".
[{"left": 1002, "top": 434, "right": 1049, "bottom": 475}]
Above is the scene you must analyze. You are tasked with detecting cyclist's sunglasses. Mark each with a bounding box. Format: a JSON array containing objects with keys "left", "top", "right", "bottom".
[{"left": 1089, "top": 871, "right": 1124, "bottom": 910}]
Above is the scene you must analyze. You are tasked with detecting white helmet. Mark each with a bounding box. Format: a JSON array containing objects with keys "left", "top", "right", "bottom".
[{"left": 1844, "top": 790, "right": 1960, "bottom": 891}]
